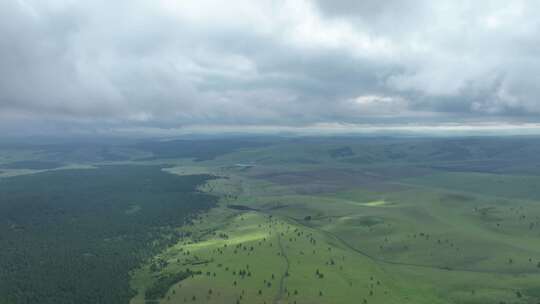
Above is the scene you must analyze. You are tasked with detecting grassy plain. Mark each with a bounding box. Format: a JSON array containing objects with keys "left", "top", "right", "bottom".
[
  {"left": 3, "top": 136, "right": 540, "bottom": 303},
  {"left": 129, "top": 156, "right": 540, "bottom": 304}
]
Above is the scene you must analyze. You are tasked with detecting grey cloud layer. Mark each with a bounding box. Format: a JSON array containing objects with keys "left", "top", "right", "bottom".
[{"left": 1, "top": 0, "right": 540, "bottom": 132}]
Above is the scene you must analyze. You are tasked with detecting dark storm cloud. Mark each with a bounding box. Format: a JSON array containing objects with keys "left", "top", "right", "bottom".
[{"left": 1, "top": 0, "right": 540, "bottom": 134}]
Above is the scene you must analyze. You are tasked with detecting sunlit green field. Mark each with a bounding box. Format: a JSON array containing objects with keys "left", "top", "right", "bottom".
[
  {"left": 130, "top": 210, "right": 441, "bottom": 304},
  {"left": 129, "top": 156, "right": 540, "bottom": 304}
]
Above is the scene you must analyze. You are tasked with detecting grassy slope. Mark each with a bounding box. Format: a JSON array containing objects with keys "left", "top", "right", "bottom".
[
  {"left": 125, "top": 138, "right": 540, "bottom": 304},
  {"left": 131, "top": 210, "right": 443, "bottom": 304}
]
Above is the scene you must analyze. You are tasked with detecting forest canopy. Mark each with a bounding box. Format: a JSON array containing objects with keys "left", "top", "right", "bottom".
[{"left": 0, "top": 165, "right": 218, "bottom": 304}]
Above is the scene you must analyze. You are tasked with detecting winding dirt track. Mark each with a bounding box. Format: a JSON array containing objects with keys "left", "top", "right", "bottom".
[{"left": 273, "top": 232, "right": 290, "bottom": 304}]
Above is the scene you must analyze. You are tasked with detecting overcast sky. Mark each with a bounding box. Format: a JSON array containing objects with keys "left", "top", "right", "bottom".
[{"left": 2, "top": 0, "right": 540, "bottom": 135}]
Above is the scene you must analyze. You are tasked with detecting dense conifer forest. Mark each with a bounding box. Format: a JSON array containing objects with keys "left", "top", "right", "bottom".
[{"left": 0, "top": 165, "right": 217, "bottom": 304}]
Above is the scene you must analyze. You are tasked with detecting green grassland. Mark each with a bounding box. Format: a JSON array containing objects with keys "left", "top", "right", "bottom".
[
  {"left": 127, "top": 137, "right": 540, "bottom": 304},
  {"left": 128, "top": 163, "right": 540, "bottom": 304},
  {"left": 130, "top": 210, "right": 442, "bottom": 304}
]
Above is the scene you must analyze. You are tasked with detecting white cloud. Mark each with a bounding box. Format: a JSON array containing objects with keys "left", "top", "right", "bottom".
[{"left": 352, "top": 95, "right": 408, "bottom": 115}]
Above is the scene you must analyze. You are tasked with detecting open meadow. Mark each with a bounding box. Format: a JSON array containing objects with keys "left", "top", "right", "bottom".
[{"left": 126, "top": 137, "right": 540, "bottom": 304}]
